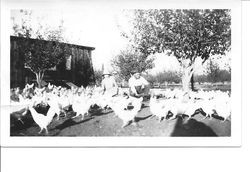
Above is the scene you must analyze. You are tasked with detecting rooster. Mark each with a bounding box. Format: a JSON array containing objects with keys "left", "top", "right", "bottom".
[
  {"left": 27, "top": 100, "right": 56, "bottom": 134},
  {"left": 109, "top": 97, "right": 143, "bottom": 128}
]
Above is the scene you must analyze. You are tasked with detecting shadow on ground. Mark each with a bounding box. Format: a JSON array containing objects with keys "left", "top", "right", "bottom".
[
  {"left": 53, "top": 117, "right": 94, "bottom": 131},
  {"left": 171, "top": 116, "right": 217, "bottom": 137},
  {"left": 134, "top": 115, "right": 152, "bottom": 123}
]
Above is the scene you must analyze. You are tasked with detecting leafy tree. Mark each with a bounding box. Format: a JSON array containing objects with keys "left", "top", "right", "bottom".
[
  {"left": 206, "top": 58, "right": 220, "bottom": 83},
  {"left": 11, "top": 10, "right": 70, "bottom": 88},
  {"left": 144, "top": 74, "right": 157, "bottom": 85},
  {"left": 218, "top": 70, "right": 231, "bottom": 82},
  {"left": 111, "top": 46, "right": 154, "bottom": 81},
  {"left": 206, "top": 58, "right": 231, "bottom": 83},
  {"left": 121, "top": 9, "right": 231, "bottom": 93},
  {"left": 145, "top": 70, "right": 182, "bottom": 85},
  {"left": 194, "top": 74, "right": 207, "bottom": 84}
]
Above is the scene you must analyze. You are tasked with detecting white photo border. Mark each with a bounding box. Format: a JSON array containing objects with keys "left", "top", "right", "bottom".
[{"left": 0, "top": 0, "right": 242, "bottom": 147}]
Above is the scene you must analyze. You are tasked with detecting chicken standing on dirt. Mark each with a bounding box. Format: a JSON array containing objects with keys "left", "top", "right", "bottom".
[
  {"left": 149, "top": 95, "right": 169, "bottom": 122},
  {"left": 28, "top": 101, "right": 57, "bottom": 134},
  {"left": 71, "top": 94, "right": 93, "bottom": 120},
  {"left": 110, "top": 97, "right": 143, "bottom": 128}
]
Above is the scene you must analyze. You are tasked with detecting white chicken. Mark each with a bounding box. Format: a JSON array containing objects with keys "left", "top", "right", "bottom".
[
  {"left": 47, "top": 82, "right": 54, "bottom": 90},
  {"left": 198, "top": 99, "right": 215, "bottom": 120},
  {"left": 167, "top": 97, "right": 200, "bottom": 120},
  {"left": 17, "top": 94, "right": 33, "bottom": 116},
  {"left": 22, "top": 83, "right": 34, "bottom": 94},
  {"left": 28, "top": 101, "right": 56, "bottom": 134},
  {"left": 34, "top": 87, "right": 46, "bottom": 96},
  {"left": 46, "top": 95, "right": 64, "bottom": 120},
  {"left": 31, "top": 92, "right": 47, "bottom": 107},
  {"left": 172, "top": 89, "right": 185, "bottom": 99},
  {"left": 109, "top": 95, "right": 132, "bottom": 115},
  {"left": 149, "top": 95, "right": 169, "bottom": 122},
  {"left": 180, "top": 99, "right": 201, "bottom": 119},
  {"left": 57, "top": 93, "right": 71, "bottom": 116},
  {"left": 94, "top": 95, "right": 111, "bottom": 112},
  {"left": 90, "top": 89, "right": 111, "bottom": 110},
  {"left": 213, "top": 97, "right": 231, "bottom": 122},
  {"left": 109, "top": 97, "right": 143, "bottom": 128},
  {"left": 71, "top": 94, "right": 93, "bottom": 120}
]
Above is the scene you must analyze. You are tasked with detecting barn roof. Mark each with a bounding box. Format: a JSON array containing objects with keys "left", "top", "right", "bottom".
[{"left": 10, "top": 35, "right": 95, "bottom": 51}]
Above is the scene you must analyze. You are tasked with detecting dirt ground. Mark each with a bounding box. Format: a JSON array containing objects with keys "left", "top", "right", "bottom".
[{"left": 10, "top": 100, "right": 231, "bottom": 137}]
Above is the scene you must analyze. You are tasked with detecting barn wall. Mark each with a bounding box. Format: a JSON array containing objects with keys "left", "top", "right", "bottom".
[
  {"left": 10, "top": 36, "right": 95, "bottom": 88},
  {"left": 10, "top": 38, "right": 25, "bottom": 88},
  {"left": 71, "top": 47, "right": 95, "bottom": 87}
]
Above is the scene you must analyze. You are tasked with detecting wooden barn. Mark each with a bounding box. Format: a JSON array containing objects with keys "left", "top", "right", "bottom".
[{"left": 10, "top": 36, "right": 95, "bottom": 88}]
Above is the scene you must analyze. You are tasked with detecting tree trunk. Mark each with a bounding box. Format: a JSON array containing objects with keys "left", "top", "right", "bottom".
[
  {"left": 36, "top": 73, "right": 41, "bottom": 88},
  {"left": 191, "top": 74, "right": 195, "bottom": 91},
  {"left": 181, "top": 65, "right": 195, "bottom": 97},
  {"left": 35, "top": 71, "right": 44, "bottom": 88}
]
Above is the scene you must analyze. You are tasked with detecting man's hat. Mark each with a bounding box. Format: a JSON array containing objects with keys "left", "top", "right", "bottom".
[{"left": 102, "top": 69, "right": 111, "bottom": 76}]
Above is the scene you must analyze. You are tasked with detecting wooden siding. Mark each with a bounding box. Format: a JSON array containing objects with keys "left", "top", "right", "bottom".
[{"left": 10, "top": 36, "right": 95, "bottom": 88}]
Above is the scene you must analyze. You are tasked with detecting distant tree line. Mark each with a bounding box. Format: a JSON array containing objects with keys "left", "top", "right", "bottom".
[{"left": 144, "top": 69, "right": 231, "bottom": 86}]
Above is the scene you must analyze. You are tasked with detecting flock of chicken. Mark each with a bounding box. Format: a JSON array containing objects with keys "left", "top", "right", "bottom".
[
  {"left": 149, "top": 89, "right": 231, "bottom": 122},
  {"left": 10, "top": 83, "right": 231, "bottom": 134}
]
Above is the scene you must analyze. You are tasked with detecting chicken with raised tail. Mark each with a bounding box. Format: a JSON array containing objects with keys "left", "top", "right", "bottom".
[{"left": 28, "top": 100, "right": 57, "bottom": 134}]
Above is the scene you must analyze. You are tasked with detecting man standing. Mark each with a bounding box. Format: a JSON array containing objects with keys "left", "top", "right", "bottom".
[{"left": 128, "top": 70, "right": 150, "bottom": 99}]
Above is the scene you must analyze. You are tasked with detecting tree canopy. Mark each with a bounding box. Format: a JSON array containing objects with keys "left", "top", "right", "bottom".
[
  {"left": 111, "top": 47, "right": 154, "bottom": 81},
  {"left": 11, "top": 10, "right": 70, "bottom": 87},
  {"left": 23, "top": 39, "right": 69, "bottom": 74},
  {"left": 123, "top": 9, "right": 231, "bottom": 67},
  {"left": 121, "top": 9, "right": 231, "bottom": 92}
]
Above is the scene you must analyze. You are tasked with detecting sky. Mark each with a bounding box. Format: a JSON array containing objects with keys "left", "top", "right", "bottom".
[
  {"left": 10, "top": 9, "right": 231, "bottom": 75},
  {"left": 11, "top": 9, "right": 130, "bottom": 70}
]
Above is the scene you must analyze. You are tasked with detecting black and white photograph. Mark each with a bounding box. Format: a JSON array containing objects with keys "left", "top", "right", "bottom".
[
  {"left": 0, "top": 0, "right": 241, "bottom": 147},
  {"left": 8, "top": 8, "right": 232, "bottom": 136},
  {"left": 2, "top": 1, "right": 250, "bottom": 172}
]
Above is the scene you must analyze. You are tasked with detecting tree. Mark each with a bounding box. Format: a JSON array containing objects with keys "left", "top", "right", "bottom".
[
  {"left": 121, "top": 9, "right": 231, "bottom": 93},
  {"left": 206, "top": 58, "right": 231, "bottom": 83},
  {"left": 11, "top": 10, "right": 70, "bottom": 88},
  {"left": 206, "top": 58, "right": 220, "bottom": 83},
  {"left": 111, "top": 46, "right": 154, "bottom": 81}
]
